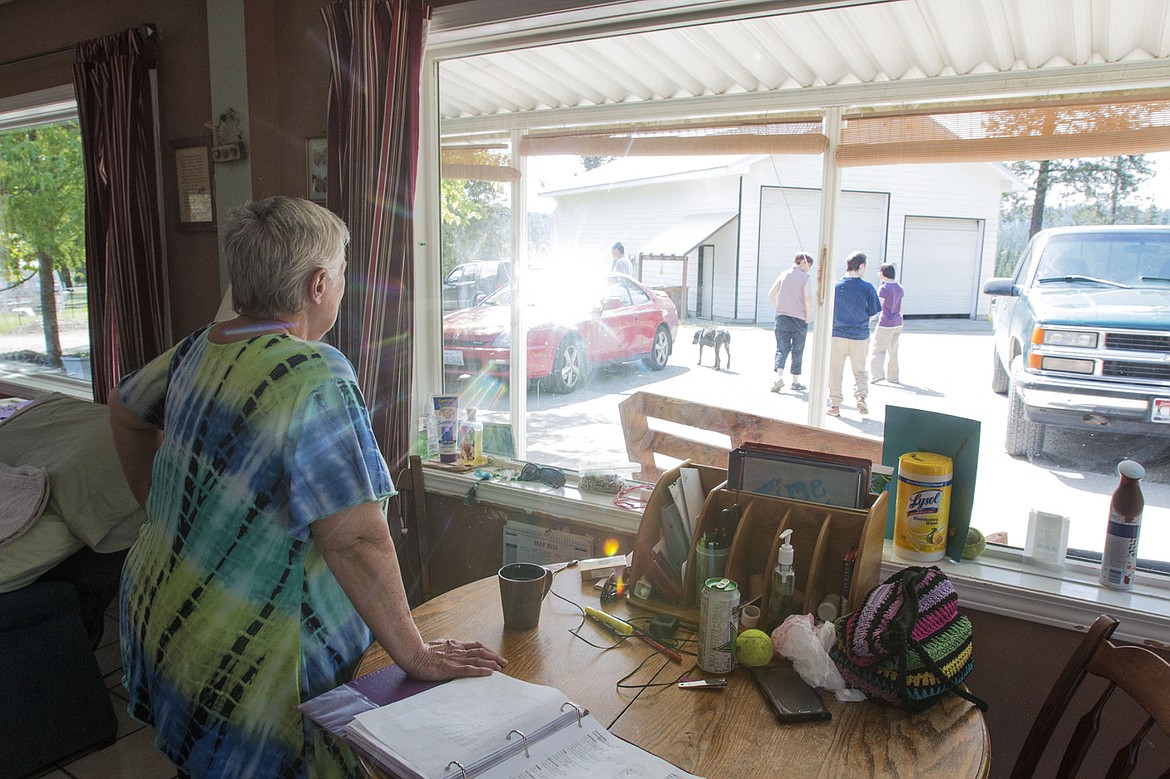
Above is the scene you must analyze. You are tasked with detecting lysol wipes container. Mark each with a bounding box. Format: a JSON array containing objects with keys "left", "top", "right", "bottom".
[{"left": 893, "top": 452, "right": 953, "bottom": 562}]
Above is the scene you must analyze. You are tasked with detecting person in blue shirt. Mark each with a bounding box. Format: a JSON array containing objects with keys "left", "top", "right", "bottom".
[{"left": 828, "top": 251, "right": 881, "bottom": 417}]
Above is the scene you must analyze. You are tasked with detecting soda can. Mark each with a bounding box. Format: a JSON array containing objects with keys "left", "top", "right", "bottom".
[{"left": 698, "top": 577, "right": 740, "bottom": 673}]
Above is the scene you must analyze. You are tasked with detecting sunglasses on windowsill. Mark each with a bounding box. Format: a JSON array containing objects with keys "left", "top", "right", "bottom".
[{"left": 518, "top": 462, "right": 567, "bottom": 489}]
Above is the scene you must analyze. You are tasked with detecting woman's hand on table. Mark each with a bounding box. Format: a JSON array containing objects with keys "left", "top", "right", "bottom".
[{"left": 401, "top": 638, "right": 507, "bottom": 681}]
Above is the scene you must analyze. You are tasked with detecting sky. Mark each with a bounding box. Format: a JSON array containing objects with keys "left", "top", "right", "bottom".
[{"left": 1142, "top": 153, "right": 1170, "bottom": 209}]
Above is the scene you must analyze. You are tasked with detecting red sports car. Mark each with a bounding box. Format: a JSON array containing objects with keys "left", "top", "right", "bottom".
[{"left": 442, "top": 271, "right": 679, "bottom": 393}]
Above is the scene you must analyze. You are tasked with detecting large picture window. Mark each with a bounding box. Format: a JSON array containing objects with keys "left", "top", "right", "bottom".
[
  {"left": 0, "top": 94, "right": 90, "bottom": 395},
  {"left": 424, "top": 0, "right": 1170, "bottom": 579}
]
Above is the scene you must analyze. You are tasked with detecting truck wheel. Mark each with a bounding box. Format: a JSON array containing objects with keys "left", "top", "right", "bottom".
[
  {"left": 546, "top": 337, "right": 586, "bottom": 394},
  {"left": 1005, "top": 369, "right": 1044, "bottom": 458},
  {"left": 642, "top": 325, "right": 672, "bottom": 371},
  {"left": 990, "top": 347, "right": 1009, "bottom": 395}
]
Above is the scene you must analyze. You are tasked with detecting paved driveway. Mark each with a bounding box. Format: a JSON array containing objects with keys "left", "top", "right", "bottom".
[{"left": 466, "top": 319, "right": 1169, "bottom": 560}]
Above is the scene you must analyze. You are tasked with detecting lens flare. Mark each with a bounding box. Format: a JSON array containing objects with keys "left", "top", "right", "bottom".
[{"left": 603, "top": 538, "right": 620, "bottom": 557}]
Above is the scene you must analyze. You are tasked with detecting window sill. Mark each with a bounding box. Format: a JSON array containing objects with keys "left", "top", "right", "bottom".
[
  {"left": 424, "top": 464, "right": 1170, "bottom": 647},
  {"left": 0, "top": 366, "right": 92, "bottom": 400},
  {"left": 883, "top": 544, "right": 1170, "bottom": 649},
  {"left": 424, "top": 462, "right": 645, "bottom": 536}
]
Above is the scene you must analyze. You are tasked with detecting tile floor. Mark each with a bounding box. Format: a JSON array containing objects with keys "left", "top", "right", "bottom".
[{"left": 26, "top": 600, "right": 178, "bottom": 779}]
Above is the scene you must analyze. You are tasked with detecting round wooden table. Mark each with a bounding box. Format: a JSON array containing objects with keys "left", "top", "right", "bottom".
[{"left": 355, "top": 567, "right": 989, "bottom": 778}]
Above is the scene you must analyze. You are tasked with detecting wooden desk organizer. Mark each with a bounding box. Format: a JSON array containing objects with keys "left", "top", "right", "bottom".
[{"left": 627, "top": 461, "right": 887, "bottom": 628}]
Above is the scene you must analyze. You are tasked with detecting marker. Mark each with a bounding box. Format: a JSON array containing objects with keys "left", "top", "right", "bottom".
[
  {"left": 631, "top": 627, "right": 683, "bottom": 663},
  {"left": 584, "top": 606, "right": 634, "bottom": 635}
]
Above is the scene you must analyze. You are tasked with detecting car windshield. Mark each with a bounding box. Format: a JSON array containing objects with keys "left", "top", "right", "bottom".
[{"left": 1034, "top": 233, "right": 1170, "bottom": 287}]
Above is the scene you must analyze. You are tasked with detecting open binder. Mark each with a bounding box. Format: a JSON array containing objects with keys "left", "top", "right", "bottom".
[{"left": 337, "top": 671, "right": 700, "bottom": 779}]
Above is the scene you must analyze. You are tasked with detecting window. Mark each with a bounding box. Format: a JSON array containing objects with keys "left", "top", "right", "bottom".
[
  {"left": 0, "top": 89, "right": 90, "bottom": 396},
  {"left": 421, "top": 1, "right": 1170, "bottom": 582}
]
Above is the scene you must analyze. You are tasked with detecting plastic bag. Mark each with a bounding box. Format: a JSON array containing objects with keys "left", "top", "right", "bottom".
[{"left": 771, "top": 614, "right": 865, "bottom": 702}]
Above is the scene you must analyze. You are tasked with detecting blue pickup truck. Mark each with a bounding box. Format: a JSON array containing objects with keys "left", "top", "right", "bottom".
[{"left": 983, "top": 225, "right": 1170, "bottom": 457}]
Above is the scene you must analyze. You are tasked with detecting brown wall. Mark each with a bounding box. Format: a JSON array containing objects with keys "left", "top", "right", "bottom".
[{"left": 0, "top": 0, "right": 335, "bottom": 344}]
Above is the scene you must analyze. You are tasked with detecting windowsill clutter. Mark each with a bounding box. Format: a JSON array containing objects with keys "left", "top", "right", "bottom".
[{"left": 423, "top": 460, "right": 1170, "bottom": 648}]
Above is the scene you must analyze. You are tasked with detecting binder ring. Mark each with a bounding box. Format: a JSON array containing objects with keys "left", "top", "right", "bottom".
[
  {"left": 445, "top": 761, "right": 469, "bottom": 778},
  {"left": 561, "top": 701, "right": 586, "bottom": 726},
  {"left": 506, "top": 729, "right": 530, "bottom": 758}
]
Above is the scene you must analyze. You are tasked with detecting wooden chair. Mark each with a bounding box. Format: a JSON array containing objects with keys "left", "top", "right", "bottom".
[
  {"left": 387, "top": 454, "right": 433, "bottom": 606},
  {"left": 618, "top": 391, "right": 882, "bottom": 480},
  {"left": 1011, "top": 614, "right": 1170, "bottom": 778}
]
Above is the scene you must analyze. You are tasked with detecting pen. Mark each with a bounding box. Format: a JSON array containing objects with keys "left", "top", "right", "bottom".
[{"left": 631, "top": 627, "right": 683, "bottom": 663}]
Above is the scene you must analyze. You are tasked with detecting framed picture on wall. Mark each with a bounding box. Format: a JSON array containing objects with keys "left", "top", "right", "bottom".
[
  {"left": 172, "top": 138, "right": 216, "bottom": 230},
  {"left": 306, "top": 137, "right": 327, "bottom": 201}
]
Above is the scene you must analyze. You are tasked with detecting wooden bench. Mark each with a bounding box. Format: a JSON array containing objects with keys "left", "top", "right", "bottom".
[{"left": 618, "top": 391, "right": 882, "bottom": 480}]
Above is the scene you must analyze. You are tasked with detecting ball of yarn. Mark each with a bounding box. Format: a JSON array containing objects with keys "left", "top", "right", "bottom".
[{"left": 735, "top": 628, "right": 774, "bottom": 667}]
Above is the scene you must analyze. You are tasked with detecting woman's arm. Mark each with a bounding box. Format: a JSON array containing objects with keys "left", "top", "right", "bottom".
[
  {"left": 109, "top": 390, "right": 162, "bottom": 508},
  {"left": 312, "top": 502, "right": 507, "bottom": 681}
]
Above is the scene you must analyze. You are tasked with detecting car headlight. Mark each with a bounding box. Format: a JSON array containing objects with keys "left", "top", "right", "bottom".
[
  {"left": 493, "top": 332, "right": 510, "bottom": 347},
  {"left": 1033, "top": 328, "right": 1098, "bottom": 349}
]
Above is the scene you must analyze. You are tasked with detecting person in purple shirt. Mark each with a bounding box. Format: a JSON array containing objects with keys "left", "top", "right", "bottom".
[
  {"left": 870, "top": 263, "right": 904, "bottom": 384},
  {"left": 828, "top": 251, "right": 881, "bottom": 417}
]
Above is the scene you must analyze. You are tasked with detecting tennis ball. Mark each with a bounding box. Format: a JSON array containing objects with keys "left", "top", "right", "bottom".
[
  {"left": 735, "top": 628, "right": 774, "bottom": 667},
  {"left": 962, "top": 527, "right": 987, "bottom": 560}
]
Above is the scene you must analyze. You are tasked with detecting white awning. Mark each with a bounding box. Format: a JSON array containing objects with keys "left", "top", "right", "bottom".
[{"left": 638, "top": 212, "right": 738, "bottom": 256}]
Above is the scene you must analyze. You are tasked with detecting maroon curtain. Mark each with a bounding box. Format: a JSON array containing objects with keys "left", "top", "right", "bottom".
[
  {"left": 322, "top": 0, "right": 428, "bottom": 472},
  {"left": 73, "top": 28, "right": 169, "bottom": 403}
]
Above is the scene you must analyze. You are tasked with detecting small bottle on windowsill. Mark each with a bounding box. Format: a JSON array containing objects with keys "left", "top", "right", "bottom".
[{"left": 1099, "top": 460, "right": 1144, "bottom": 590}]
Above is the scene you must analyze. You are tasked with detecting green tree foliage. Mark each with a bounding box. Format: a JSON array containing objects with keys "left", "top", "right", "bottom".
[
  {"left": 988, "top": 103, "right": 1167, "bottom": 275},
  {"left": 439, "top": 149, "right": 511, "bottom": 280},
  {"left": 0, "top": 121, "right": 86, "bottom": 365},
  {"left": 998, "top": 154, "right": 1165, "bottom": 276}
]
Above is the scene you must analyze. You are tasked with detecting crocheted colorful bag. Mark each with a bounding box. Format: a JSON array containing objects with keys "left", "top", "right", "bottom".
[{"left": 830, "top": 565, "right": 988, "bottom": 711}]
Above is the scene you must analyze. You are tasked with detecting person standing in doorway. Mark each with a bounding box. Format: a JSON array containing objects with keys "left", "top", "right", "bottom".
[
  {"left": 828, "top": 251, "right": 881, "bottom": 417},
  {"left": 870, "top": 263, "right": 904, "bottom": 384},
  {"left": 611, "top": 242, "right": 633, "bottom": 275},
  {"left": 767, "top": 251, "right": 814, "bottom": 392}
]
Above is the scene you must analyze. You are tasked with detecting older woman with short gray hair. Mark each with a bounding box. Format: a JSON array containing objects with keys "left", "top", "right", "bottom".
[{"left": 109, "top": 195, "right": 505, "bottom": 779}]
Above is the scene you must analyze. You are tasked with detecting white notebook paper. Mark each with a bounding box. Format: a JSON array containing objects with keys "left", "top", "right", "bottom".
[{"left": 345, "top": 671, "right": 701, "bottom": 779}]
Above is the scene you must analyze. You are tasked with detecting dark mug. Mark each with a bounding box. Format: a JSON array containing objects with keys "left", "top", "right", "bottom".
[{"left": 498, "top": 562, "right": 552, "bottom": 630}]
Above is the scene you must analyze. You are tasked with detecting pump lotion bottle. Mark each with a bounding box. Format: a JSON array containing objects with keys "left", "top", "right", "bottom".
[{"left": 768, "top": 529, "right": 795, "bottom": 631}]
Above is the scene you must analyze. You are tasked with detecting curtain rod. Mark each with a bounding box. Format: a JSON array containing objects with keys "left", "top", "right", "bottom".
[{"left": 0, "top": 23, "right": 156, "bottom": 70}]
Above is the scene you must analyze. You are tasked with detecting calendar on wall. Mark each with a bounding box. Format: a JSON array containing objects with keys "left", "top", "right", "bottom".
[{"left": 502, "top": 521, "right": 592, "bottom": 566}]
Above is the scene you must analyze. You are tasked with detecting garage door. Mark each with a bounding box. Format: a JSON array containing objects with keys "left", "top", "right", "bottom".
[
  {"left": 901, "top": 217, "right": 983, "bottom": 316},
  {"left": 756, "top": 188, "right": 889, "bottom": 324}
]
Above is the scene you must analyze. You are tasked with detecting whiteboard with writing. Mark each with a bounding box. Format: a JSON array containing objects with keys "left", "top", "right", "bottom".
[{"left": 503, "top": 521, "right": 592, "bottom": 566}]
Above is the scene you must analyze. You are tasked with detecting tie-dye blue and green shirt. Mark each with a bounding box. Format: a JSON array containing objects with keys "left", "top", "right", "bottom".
[{"left": 118, "top": 325, "right": 394, "bottom": 778}]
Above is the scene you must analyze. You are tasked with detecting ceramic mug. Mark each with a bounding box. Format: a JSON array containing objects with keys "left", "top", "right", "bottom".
[{"left": 498, "top": 562, "right": 552, "bottom": 630}]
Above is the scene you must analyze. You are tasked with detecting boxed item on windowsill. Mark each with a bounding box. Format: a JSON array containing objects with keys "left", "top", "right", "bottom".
[{"left": 579, "top": 554, "right": 630, "bottom": 581}]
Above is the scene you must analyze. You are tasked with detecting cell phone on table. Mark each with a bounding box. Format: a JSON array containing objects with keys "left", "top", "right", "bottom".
[{"left": 751, "top": 662, "right": 831, "bottom": 723}]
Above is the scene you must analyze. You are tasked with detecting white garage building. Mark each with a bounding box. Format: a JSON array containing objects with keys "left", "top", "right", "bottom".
[{"left": 543, "top": 153, "right": 1021, "bottom": 324}]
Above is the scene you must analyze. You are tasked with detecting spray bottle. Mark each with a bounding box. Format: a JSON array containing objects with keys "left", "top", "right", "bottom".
[{"left": 768, "top": 529, "right": 795, "bottom": 631}]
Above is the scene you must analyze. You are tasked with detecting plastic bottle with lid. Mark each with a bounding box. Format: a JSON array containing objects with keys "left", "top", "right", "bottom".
[
  {"left": 458, "top": 408, "right": 485, "bottom": 466},
  {"left": 1099, "top": 459, "right": 1145, "bottom": 590},
  {"left": 767, "top": 529, "right": 796, "bottom": 631}
]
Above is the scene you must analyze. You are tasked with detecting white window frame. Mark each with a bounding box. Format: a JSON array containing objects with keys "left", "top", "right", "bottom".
[
  {"left": 412, "top": 0, "right": 1170, "bottom": 644},
  {"left": 0, "top": 85, "right": 93, "bottom": 401}
]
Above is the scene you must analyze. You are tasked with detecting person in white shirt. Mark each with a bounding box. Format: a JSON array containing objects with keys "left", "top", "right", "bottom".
[{"left": 611, "top": 242, "right": 633, "bottom": 275}]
